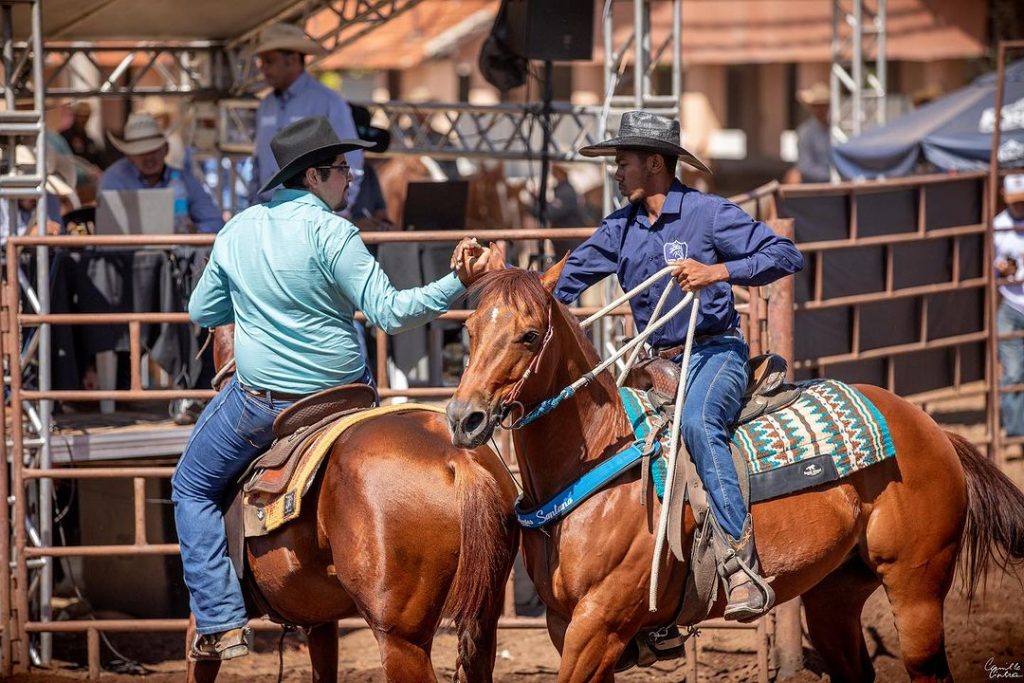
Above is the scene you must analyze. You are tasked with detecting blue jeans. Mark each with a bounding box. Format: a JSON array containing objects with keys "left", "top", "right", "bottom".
[
  {"left": 172, "top": 369, "right": 375, "bottom": 634},
  {"left": 998, "top": 301, "right": 1024, "bottom": 437},
  {"left": 673, "top": 335, "right": 750, "bottom": 540}
]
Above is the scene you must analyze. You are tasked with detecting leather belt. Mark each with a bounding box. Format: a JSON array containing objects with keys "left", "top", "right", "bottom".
[
  {"left": 654, "top": 328, "right": 741, "bottom": 360},
  {"left": 239, "top": 384, "right": 309, "bottom": 402}
]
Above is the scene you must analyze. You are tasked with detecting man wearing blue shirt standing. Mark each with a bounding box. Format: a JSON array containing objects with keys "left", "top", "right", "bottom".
[
  {"left": 554, "top": 111, "right": 803, "bottom": 624},
  {"left": 174, "top": 116, "right": 490, "bottom": 660},
  {"left": 101, "top": 113, "right": 224, "bottom": 234},
  {"left": 249, "top": 23, "right": 363, "bottom": 207}
]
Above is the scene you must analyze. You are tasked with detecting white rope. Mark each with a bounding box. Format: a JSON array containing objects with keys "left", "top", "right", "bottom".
[
  {"left": 649, "top": 294, "right": 700, "bottom": 611},
  {"left": 617, "top": 280, "right": 675, "bottom": 386},
  {"left": 581, "top": 265, "right": 677, "bottom": 329}
]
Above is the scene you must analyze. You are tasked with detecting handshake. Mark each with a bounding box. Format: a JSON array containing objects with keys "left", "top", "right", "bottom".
[{"left": 450, "top": 237, "right": 503, "bottom": 286}]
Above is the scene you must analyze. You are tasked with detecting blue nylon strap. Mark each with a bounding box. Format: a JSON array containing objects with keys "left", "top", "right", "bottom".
[{"left": 514, "top": 439, "right": 660, "bottom": 528}]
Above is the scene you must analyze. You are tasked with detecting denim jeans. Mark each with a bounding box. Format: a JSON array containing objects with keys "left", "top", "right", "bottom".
[
  {"left": 671, "top": 335, "right": 750, "bottom": 540},
  {"left": 998, "top": 301, "right": 1024, "bottom": 437},
  {"left": 172, "top": 369, "right": 374, "bottom": 634}
]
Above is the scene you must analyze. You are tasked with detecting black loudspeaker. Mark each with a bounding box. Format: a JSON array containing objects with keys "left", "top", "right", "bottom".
[{"left": 505, "top": 0, "right": 594, "bottom": 62}]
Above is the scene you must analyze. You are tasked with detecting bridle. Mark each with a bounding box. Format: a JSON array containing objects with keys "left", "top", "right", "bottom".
[{"left": 497, "top": 303, "right": 555, "bottom": 430}]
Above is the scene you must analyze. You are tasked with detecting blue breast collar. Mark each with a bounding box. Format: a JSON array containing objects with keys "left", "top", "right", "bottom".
[{"left": 514, "top": 439, "right": 660, "bottom": 528}]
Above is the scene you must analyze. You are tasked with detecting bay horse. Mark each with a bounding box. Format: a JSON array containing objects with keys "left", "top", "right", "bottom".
[
  {"left": 446, "top": 260, "right": 1024, "bottom": 682},
  {"left": 187, "top": 325, "right": 519, "bottom": 683}
]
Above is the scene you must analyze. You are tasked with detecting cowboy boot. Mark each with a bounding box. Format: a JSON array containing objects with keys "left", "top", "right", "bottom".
[
  {"left": 189, "top": 626, "right": 253, "bottom": 661},
  {"left": 720, "top": 516, "right": 775, "bottom": 623}
]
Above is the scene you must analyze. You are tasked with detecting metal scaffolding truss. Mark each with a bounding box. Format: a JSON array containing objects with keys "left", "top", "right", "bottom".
[
  {"left": 830, "top": 0, "right": 888, "bottom": 144},
  {"left": 219, "top": 98, "right": 605, "bottom": 162}
]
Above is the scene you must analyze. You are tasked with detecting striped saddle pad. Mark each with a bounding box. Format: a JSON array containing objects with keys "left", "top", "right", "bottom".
[{"left": 620, "top": 379, "right": 896, "bottom": 504}]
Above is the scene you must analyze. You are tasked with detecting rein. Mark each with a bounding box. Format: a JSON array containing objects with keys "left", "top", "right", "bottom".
[{"left": 499, "top": 266, "right": 693, "bottom": 430}]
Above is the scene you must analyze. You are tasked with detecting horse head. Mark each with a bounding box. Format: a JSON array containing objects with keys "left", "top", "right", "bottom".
[{"left": 448, "top": 256, "right": 569, "bottom": 448}]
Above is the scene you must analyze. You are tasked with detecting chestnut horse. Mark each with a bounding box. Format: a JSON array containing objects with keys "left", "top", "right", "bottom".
[
  {"left": 446, "top": 262, "right": 1024, "bottom": 682},
  {"left": 187, "top": 325, "right": 519, "bottom": 683}
]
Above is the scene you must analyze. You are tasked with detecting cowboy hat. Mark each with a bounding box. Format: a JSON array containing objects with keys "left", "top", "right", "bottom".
[
  {"left": 579, "top": 111, "right": 711, "bottom": 174},
  {"left": 107, "top": 112, "right": 168, "bottom": 156},
  {"left": 259, "top": 116, "right": 373, "bottom": 195},
  {"left": 251, "top": 22, "right": 327, "bottom": 57},
  {"left": 797, "top": 82, "right": 830, "bottom": 107},
  {"left": 350, "top": 104, "right": 390, "bottom": 154},
  {"left": 1, "top": 144, "right": 77, "bottom": 197},
  {"left": 1005, "top": 174, "right": 1024, "bottom": 204}
]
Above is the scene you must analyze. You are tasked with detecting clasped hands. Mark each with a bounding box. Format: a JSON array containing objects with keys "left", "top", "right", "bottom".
[{"left": 451, "top": 237, "right": 493, "bottom": 286}]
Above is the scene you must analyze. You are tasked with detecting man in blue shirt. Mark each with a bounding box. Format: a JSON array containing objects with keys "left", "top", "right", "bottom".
[
  {"left": 175, "top": 116, "right": 490, "bottom": 660},
  {"left": 554, "top": 111, "right": 803, "bottom": 623},
  {"left": 248, "top": 23, "right": 363, "bottom": 207},
  {"left": 101, "top": 113, "right": 224, "bottom": 234}
]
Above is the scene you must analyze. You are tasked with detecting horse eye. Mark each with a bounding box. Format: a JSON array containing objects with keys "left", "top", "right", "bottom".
[{"left": 520, "top": 331, "right": 539, "bottom": 345}]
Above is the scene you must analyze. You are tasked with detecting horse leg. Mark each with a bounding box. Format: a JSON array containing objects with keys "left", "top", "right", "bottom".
[
  {"left": 453, "top": 591, "right": 504, "bottom": 683},
  {"left": 557, "top": 613, "right": 631, "bottom": 683},
  {"left": 802, "top": 556, "right": 881, "bottom": 682},
  {"left": 878, "top": 546, "right": 957, "bottom": 683},
  {"left": 374, "top": 633, "right": 437, "bottom": 683},
  {"left": 306, "top": 621, "right": 339, "bottom": 683},
  {"left": 185, "top": 613, "right": 221, "bottom": 683}
]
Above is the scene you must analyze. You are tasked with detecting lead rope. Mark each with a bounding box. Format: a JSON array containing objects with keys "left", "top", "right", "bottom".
[{"left": 649, "top": 296, "right": 700, "bottom": 611}]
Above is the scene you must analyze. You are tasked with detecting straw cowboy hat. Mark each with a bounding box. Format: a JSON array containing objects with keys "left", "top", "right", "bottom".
[
  {"left": 579, "top": 110, "right": 711, "bottom": 174},
  {"left": 251, "top": 22, "right": 327, "bottom": 57},
  {"left": 107, "top": 112, "right": 168, "bottom": 156},
  {"left": 2, "top": 144, "right": 77, "bottom": 197},
  {"left": 259, "top": 116, "right": 372, "bottom": 195},
  {"left": 798, "top": 82, "right": 831, "bottom": 107}
]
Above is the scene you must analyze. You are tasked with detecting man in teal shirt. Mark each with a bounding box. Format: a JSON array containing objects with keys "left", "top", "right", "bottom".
[{"left": 173, "top": 117, "right": 490, "bottom": 660}]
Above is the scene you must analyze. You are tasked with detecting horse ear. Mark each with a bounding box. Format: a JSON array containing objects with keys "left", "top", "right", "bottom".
[
  {"left": 540, "top": 252, "right": 570, "bottom": 293},
  {"left": 485, "top": 241, "right": 507, "bottom": 271}
]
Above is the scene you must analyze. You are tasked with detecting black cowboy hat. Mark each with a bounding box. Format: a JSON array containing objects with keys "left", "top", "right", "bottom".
[
  {"left": 350, "top": 104, "right": 391, "bottom": 154},
  {"left": 259, "top": 116, "right": 373, "bottom": 195},
  {"left": 579, "top": 110, "right": 711, "bottom": 174}
]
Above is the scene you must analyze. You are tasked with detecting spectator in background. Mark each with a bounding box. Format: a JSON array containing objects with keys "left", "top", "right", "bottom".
[
  {"left": 0, "top": 144, "right": 75, "bottom": 244},
  {"left": 994, "top": 174, "right": 1024, "bottom": 437},
  {"left": 348, "top": 104, "right": 393, "bottom": 233},
  {"left": 248, "top": 23, "right": 363, "bottom": 207},
  {"left": 62, "top": 101, "right": 105, "bottom": 169},
  {"left": 101, "top": 113, "right": 224, "bottom": 234},
  {"left": 141, "top": 95, "right": 188, "bottom": 170},
  {"left": 794, "top": 82, "right": 832, "bottom": 184}
]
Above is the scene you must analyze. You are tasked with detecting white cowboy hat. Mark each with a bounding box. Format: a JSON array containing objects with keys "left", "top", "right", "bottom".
[
  {"left": 797, "top": 82, "right": 830, "bottom": 107},
  {"left": 250, "top": 22, "right": 327, "bottom": 57},
  {"left": 1005, "top": 174, "right": 1024, "bottom": 204},
  {"left": 3, "top": 144, "right": 77, "bottom": 197},
  {"left": 107, "top": 112, "right": 168, "bottom": 156}
]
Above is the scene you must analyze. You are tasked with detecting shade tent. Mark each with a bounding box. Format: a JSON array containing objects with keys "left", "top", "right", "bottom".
[{"left": 832, "top": 60, "right": 1024, "bottom": 179}]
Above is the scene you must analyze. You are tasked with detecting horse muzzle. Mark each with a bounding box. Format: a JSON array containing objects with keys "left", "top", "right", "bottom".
[{"left": 447, "top": 398, "right": 497, "bottom": 448}]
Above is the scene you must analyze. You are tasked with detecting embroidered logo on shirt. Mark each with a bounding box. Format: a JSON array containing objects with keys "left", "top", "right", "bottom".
[{"left": 663, "top": 240, "right": 688, "bottom": 263}]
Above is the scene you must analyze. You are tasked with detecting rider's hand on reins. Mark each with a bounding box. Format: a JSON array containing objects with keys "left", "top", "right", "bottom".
[{"left": 670, "top": 259, "right": 729, "bottom": 293}]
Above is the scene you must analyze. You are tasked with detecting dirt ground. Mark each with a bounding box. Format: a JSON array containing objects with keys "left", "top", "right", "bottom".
[{"left": 10, "top": 425, "right": 1024, "bottom": 682}]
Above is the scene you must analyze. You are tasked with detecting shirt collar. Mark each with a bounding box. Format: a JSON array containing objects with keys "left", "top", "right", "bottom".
[
  {"left": 271, "top": 188, "right": 332, "bottom": 212},
  {"left": 276, "top": 72, "right": 312, "bottom": 102},
  {"left": 131, "top": 162, "right": 169, "bottom": 187},
  {"left": 633, "top": 178, "right": 688, "bottom": 230}
]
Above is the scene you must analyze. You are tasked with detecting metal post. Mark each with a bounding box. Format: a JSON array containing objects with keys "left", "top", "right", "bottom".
[
  {"left": 875, "top": 0, "right": 886, "bottom": 126},
  {"left": 988, "top": 42, "right": 1010, "bottom": 465},
  {"left": 851, "top": 0, "right": 863, "bottom": 137}
]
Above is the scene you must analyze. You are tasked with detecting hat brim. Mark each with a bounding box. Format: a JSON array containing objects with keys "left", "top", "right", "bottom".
[
  {"left": 579, "top": 136, "right": 712, "bottom": 174},
  {"left": 107, "top": 131, "right": 167, "bottom": 157},
  {"left": 251, "top": 37, "right": 328, "bottom": 57},
  {"left": 1006, "top": 191, "right": 1024, "bottom": 204},
  {"left": 258, "top": 138, "right": 374, "bottom": 196}
]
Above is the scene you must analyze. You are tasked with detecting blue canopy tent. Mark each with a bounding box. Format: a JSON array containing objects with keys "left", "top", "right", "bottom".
[{"left": 832, "top": 60, "right": 1024, "bottom": 179}]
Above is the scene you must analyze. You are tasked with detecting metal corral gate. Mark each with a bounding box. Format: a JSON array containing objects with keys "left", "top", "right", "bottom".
[{"left": 1, "top": 226, "right": 790, "bottom": 680}]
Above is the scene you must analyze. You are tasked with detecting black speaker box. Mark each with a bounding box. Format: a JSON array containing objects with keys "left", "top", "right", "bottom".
[{"left": 505, "top": 0, "right": 595, "bottom": 62}]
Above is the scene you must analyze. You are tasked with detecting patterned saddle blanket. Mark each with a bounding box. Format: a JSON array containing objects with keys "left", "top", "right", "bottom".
[{"left": 620, "top": 379, "right": 897, "bottom": 504}]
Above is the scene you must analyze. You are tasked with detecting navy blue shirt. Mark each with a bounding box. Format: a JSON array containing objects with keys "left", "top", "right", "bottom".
[{"left": 554, "top": 180, "right": 803, "bottom": 349}]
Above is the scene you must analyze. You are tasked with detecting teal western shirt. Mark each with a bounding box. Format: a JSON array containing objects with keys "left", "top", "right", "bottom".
[{"left": 188, "top": 189, "right": 465, "bottom": 393}]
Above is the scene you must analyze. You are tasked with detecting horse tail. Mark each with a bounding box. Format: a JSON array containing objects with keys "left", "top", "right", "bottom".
[
  {"left": 945, "top": 431, "right": 1024, "bottom": 602},
  {"left": 441, "top": 454, "right": 517, "bottom": 669}
]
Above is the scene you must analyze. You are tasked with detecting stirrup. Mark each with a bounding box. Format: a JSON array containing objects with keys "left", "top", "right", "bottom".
[
  {"left": 724, "top": 573, "right": 774, "bottom": 623},
  {"left": 614, "top": 625, "right": 688, "bottom": 672},
  {"left": 189, "top": 626, "right": 253, "bottom": 661}
]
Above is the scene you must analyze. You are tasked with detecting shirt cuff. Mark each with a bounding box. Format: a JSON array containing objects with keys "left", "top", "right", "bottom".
[
  {"left": 439, "top": 270, "right": 467, "bottom": 301},
  {"left": 723, "top": 259, "right": 750, "bottom": 282}
]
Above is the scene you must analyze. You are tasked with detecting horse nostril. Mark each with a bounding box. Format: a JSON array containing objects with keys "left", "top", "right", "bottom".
[{"left": 463, "top": 411, "right": 486, "bottom": 436}]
